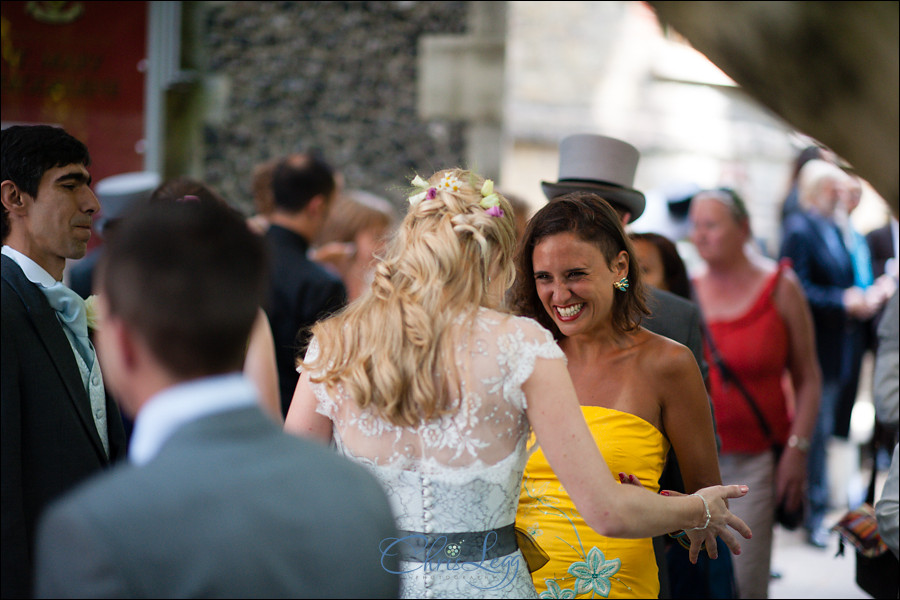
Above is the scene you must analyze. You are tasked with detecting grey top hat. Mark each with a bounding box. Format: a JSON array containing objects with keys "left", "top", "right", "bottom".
[
  {"left": 95, "top": 171, "right": 160, "bottom": 234},
  {"left": 541, "top": 134, "right": 646, "bottom": 220}
]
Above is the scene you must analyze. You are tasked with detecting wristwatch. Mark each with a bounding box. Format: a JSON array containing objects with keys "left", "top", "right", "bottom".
[{"left": 788, "top": 434, "right": 810, "bottom": 452}]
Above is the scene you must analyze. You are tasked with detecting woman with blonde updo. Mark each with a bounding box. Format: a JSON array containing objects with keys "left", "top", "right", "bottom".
[{"left": 284, "top": 169, "right": 751, "bottom": 599}]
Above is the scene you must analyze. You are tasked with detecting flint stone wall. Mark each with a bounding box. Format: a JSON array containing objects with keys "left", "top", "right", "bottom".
[{"left": 198, "top": 1, "right": 468, "bottom": 213}]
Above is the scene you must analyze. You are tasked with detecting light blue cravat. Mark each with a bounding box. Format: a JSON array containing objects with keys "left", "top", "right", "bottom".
[
  {"left": 40, "top": 281, "right": 95, "bottom": 369},
  {"left": 40, "top": 281, "right": 109, "bottom": 456}
]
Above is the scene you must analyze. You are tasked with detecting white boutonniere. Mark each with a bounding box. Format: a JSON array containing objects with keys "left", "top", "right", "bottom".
[{"left": 84, "top": 294, "right": 100, "bottom": 331}]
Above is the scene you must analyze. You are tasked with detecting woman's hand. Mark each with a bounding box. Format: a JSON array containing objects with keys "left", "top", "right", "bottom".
[
  {"left": 685, "top": 485, "right": 751, "bottom": 564},
  {"left": 776, "top": 446, "right": 807, "bottom": 514},
  {"left": 618, "top": 472, "right": 642, "bottom": 487}
]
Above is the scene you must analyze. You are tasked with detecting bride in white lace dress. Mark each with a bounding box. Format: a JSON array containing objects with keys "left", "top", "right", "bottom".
[{"left": 284, "top": 169, "right": 752, "bottom": 598}]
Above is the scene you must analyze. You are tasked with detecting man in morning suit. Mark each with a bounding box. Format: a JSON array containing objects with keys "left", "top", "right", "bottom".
[
  {"left": 264, "top": 153, "right": 347, "bottom": 417},
  {"left": 1, "top": 125, "right": 128, "bottom": 598},
  {"left": 33, "top": 198, "right": 399, "bottom": 598},
  {"left": 541, "top": 133, "right": 715, "bottom": 598}
]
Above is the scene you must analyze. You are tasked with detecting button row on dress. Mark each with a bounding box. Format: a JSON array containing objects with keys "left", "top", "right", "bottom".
[{"left": 421, "top": 473, "right": 434, "bottom": 591}]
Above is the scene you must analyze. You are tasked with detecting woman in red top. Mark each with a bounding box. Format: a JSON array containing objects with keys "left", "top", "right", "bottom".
[{"left": 689, "top": 188, "right": 821, "bottom": 599}]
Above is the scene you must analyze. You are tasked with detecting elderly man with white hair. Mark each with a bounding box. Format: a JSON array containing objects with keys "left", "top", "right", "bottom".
[{"left": 780, "top": 159, "right": 881, "bottom": 548}]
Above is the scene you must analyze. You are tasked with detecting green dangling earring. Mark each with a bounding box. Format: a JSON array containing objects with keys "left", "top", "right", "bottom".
[{"left": 613, "top": 277, "right": 629, "bottom": 292}]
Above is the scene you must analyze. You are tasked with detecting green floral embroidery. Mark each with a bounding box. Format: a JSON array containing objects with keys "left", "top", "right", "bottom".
[
  {"left": 540, "top": 579, "right": 576, "bottom": 599},
  {"left": 568, "top": 547, "right": 622, "bottom": 598},
  {"left": 523, "top": 476, "right": 631, "bottom": 597}
]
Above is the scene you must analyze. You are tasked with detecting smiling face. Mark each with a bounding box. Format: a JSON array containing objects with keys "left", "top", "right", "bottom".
[{"left": 532, "top": 232, "right": 628, "bottom": 339}]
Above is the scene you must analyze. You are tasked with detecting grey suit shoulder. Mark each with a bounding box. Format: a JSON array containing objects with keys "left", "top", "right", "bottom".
[{"left": 34, "top": 407, "right": 399, "bottom": 599}]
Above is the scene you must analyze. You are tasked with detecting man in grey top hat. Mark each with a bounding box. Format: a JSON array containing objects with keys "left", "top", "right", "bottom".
[
  {"left": 68, "top": 171, "right": 160, "bottom": 299},
  {"left": 541, "top": 134, "right": 708, "bottom": 383},
  {"left": 541, "top": 133, "right": 716, "bottom": 599}
]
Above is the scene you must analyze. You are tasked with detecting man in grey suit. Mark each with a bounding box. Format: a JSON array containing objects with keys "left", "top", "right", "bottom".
[
  {"left": 541, "top": 133, "right": 715, "bottom": 598},
  {"left": 2, "top": 125, "right": 129, "bottom": 599},
  {"left": 34, "top": 198, "right": 399, "bottom": 598}
]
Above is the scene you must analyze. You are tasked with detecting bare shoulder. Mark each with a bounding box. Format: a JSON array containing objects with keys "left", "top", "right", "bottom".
[
  {"left": 637, "top": 328, "right": 697, "bottom": 378},
  {"left": 772, "top": 264, "right": 808, "bottom": 312}
]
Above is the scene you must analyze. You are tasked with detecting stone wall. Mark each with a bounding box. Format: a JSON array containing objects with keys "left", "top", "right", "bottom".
[{"left": 193, "top": 1, "right": 469, "bottom": 213}]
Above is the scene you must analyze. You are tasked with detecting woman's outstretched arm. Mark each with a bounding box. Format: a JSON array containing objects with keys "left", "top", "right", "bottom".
[{"left": 524, "top": 355, "right": 752, "bottom": 563}]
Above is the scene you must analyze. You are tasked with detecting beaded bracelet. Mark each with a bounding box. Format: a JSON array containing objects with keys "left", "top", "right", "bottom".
[{"left": 688, "top": 493, "right": 711, "bottom": 531}]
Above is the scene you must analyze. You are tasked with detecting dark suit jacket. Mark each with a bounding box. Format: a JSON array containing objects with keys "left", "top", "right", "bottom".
[
  {"left": 643, "top": 286, "right": 708, "bottom": 384},
  {"left": 34, "top": 406, "right": 399, "bottom": 599},
  {"left": 780, "top": 210, "right": 856, "bottom": 377},
  {"left": 1, "top": 255, "right": 127, "bottom": 599},
  {"left": 66, "top": 247, "right": 102, "bottom": 300},
  {"left": 867, "top": 222, "right": 895, "bottom": 280},
  {"left": 265, "top": 225, "right": 347, "bottom": 416}
]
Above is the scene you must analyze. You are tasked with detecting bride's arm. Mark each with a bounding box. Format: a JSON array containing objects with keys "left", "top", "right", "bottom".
[
  {"left": 284, "top": 371, "right": 333, "bottom": 443},
  {"left": 523, "top": 355, "right": 751, "bottom": 562}
]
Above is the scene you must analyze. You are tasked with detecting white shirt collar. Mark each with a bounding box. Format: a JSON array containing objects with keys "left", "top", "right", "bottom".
[
  {"left": 1, "top": 245, "right": 57, "bottom": 287},
  {"left": 128, "top": 373, "right": 258, "bottom": 466}
]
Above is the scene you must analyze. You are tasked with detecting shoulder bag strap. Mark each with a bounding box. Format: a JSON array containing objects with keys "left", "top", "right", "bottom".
[{"left": 700, "top": 319, "right": 778, "bottom": 447}]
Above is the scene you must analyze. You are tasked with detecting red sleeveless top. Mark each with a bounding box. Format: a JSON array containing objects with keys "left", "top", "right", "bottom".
[{"left": 704, "top": 260, "right": 792, "bottom": 454}]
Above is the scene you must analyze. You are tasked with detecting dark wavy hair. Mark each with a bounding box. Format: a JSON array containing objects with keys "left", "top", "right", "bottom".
[
  {"left": 510, "top": 191, "right": 649, "bottom": 340},
  {"left": 628, "top": 231, "right": 692, "bottom": 300}
]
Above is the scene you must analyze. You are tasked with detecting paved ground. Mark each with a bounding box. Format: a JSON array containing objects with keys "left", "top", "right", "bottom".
[
  {"left": 769, "top": 508, "right": 872, "bottom": 599},
  {"left": 767, "top": 436, "right": 890, "bottom": 600}
]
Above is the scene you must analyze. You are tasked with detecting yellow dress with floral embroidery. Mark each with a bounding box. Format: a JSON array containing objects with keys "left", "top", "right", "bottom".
[{"left": 517, "top": 406, "right": 670, "bottom": 599}]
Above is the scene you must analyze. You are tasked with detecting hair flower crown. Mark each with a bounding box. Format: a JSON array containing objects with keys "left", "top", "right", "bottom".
[{"left": 407, "top": 173, "right": 504, "bottom": 217}]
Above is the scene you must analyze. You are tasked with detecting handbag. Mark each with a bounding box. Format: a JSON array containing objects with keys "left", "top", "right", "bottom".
[
  {"left": 832, "top": 444, "right": 900, "bottom": 599},
  {"left": 700, "top": 321, "right": 805, "bottom": 530}
]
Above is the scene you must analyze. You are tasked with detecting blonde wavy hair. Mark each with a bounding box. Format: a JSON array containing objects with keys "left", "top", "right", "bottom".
[{"left": 301, "top": 168, "right": 517, "bottom": 427}]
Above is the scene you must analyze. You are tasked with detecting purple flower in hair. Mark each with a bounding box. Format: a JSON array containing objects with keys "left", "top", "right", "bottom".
[
  {"left": 485, "top": 205, "right": 504, "bottom": 218},
  {"left": 426, "top": 187, "right": 437, "bottom": 200}
]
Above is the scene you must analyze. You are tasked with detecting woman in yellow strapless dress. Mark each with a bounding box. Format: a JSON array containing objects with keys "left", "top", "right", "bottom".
[
  {"left": 519, "top": 410, "right": 668, "bottom": 598},
  {"left": 509, "top": 193, "right": 725, "bottom": 598}
]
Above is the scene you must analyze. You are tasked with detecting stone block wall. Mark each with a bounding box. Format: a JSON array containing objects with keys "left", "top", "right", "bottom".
[{"left": 194, "top": 1, "right": 469, "bottom": 213}]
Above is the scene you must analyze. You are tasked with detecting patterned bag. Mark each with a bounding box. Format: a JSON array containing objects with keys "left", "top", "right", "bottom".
[
  {"left": 832, "top": 503, "right": 889, "bottom": 558},
  {"left": 832, "top": 463, "right": 899, "bottom": 599}
]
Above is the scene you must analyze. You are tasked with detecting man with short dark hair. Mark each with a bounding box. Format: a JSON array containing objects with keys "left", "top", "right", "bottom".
[
  {"left": 33, "top": 198, "right": 398, "bottom": 598},
  {"left": 1, "top": 125, "right": 128, "bottom": 598},
  {"left": 264, "top": 153, "right": 347, "bottom": 416}
]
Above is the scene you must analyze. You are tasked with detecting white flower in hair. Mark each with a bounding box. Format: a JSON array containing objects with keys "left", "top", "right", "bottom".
[
  {"left": 408, "top": 175, "right": 430, "bottom": 206},
  {"left": 438, "top": 173, "right": 462, "bottom": 192}
]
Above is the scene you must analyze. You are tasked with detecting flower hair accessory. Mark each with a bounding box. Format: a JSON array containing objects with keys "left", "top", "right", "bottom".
[
  {"left": 479, "top": 179, "right": 504, "bottom": 218},
  {"left": 408, "top": 175, "right": 433, "bottom": 206}
]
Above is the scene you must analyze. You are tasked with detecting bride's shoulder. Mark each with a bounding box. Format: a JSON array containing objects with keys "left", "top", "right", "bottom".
[{"left": 478, "top": 308, "right": 555, "bottom": 341}]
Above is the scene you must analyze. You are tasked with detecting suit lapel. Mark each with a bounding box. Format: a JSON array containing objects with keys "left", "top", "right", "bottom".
[
  {"left": 801, "top": 213, "right": 853, "bottom": 279},
  {"left": 2, "top": 255, "right": 109, "bottom": 460}
]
